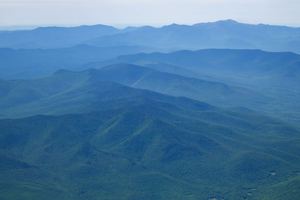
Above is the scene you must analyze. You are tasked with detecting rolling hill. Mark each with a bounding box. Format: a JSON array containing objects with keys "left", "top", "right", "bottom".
[
  {"left": 100, "top": 49, "right": 300, "bottom": 124},
  {"left": 0, "top": 45, "right": 153, "bottom": 79},
  {"left": 106, "top": 49, "right": 300, "bottom": 83},
  {"left": 0, "top": 63, "right": 271, "bottom": 119},
  {"left": 1, "top": 77, "right": 300, "bottom": 200},
  {"left": 0, "top": 67, "right": 218, "bottom": 118}
]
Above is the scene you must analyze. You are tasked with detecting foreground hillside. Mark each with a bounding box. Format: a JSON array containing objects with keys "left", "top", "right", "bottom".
[
  {"left": 0, "top": 68, "right": 300, "bottom": 199},
  {"left": 1, "top": 95, "right": 300, "bottom": 200}
]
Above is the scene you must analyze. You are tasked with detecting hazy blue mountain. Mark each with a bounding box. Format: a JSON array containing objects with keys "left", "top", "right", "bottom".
[
  {"left": 90, "top": 64, "right": 269, "bottom": 107},
  {"left": 108, "top": 49, "right": 300, "bottom": 97},
  {"left": 0, "top": 64, "right": 271, "bottom": 119},
  {"left": 1, "top": 20, "right": 300, "bottom": 200},
  {"left": 86, "top": 20, "right": 300, "bottom": 53},
  {"left": 109, "top": 49, "right": 300, "bottom": 79},
  {"left": 100, "top": 49, "right": 300, "bottom": 123},
  {"left": 0, "top": 45, "right": 153, "bottom": 79},
  {"left": 1, "top": 83, "right": 300, "bottom": 200},
  {"left": 1, "top": 20, "right": 300, "bottom": 53},
  {"left": 0, "top": 24, "right": 119, "bottom": 49},
  {"left": 1, "top": 47, "right": 299, "bottom": 122},
  {"left": 0, "top": 67, "right": 216, "bottom": 118}
]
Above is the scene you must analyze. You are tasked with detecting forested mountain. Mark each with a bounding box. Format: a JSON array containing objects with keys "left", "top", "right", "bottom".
[
  {"left": 0, "top": 63, "right": 269, "bottom": 119},
  {"left": 1, "top": 69, "right": 300, "bottom": 200}
]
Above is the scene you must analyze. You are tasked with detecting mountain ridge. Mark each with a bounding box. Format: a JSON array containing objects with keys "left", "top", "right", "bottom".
[
  {"left": 1, "top": 20, "right": 300, "bottom": 53},
  {"left": 1, "top": 87, "right": 300, "bottom": 200},
  {"left": 0, "top": 63, "right": 270, "bottom": 119}
]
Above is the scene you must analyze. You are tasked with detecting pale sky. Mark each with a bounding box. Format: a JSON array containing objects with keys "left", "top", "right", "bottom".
[{"left": 0, "top": 0, "right": 300, "bottom": 27}]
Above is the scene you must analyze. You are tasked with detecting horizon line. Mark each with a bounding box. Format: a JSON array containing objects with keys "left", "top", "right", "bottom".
[{"left": 1, "top": 19, "right": 300, "bottom": 31}]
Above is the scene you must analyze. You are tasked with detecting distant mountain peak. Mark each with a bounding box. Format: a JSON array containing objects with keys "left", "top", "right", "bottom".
[
  {"left": 34, "top": 24, "right": 117, "bottom": 31},
  {"left": 216, "top": 19, "right": 239, "bottom": 24},
  {"left": 161, "top": 23, "right": 190, "bottom": 29},
  {"left": 193, "top": 19, "right": 244, "bottom": 27}
]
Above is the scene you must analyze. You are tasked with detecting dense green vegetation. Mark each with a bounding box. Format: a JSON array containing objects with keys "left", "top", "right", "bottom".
[
  {"left": 1, "top": 83, "right": 300, "bottom": 199},
  {"left": 0, "top": 67, "right": 299, "bottom": 199}
]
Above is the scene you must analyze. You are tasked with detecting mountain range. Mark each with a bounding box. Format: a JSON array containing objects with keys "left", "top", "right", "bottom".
[
  {"left": 91, "top": 49, "right": 300, "bottom": 124},
  {"left": 1, "top": 20, "right": 300, "bottom": 53},
  {"left": 1, "top": 20, "right": 300, "bottom": 200},
  {"left": 1, "top": 66, "right": 300, "bottom": 200},
  {"left": 0, "top": 45, "right": 153, "bottom": 79}
]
